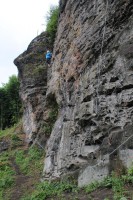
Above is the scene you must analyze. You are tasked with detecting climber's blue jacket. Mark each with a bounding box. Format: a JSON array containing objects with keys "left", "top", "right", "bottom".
[{"left": 46, "top": 52, "right": 52, "bottom": 59}]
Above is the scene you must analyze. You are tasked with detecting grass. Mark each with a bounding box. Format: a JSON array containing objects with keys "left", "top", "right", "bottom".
[
  {"left": 0, "top": 151, "right": 15, "bottom": 199},
  {"left": 0, "top": 124, "right": 23, "bottom": 199},
  {"left": 21, "top": 181, "right": 78, "bottom": 200},
  {"left": 85, "top": 167, "right": 133, "bottom": 200},
  {"left": 20, "top": 166, "right": 133, "bottom": 200},
  {"left": 0, "top": 120, "right": 23, "bottom": 142},
  {"left": 0, "top": 123, "right": 45, "bottom": 200},
  {"left": 14, "top": 146, "right": 45, "bottom": 175},
  {"left": 0, "top": 126, "right": 15, "bottom": 140}
]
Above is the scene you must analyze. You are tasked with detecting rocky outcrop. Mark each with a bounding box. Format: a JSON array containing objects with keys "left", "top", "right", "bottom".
[
  {"left": 14, "top": 32, "right": 53, "bottom": 145},
  {"left": 43, "top": 0, "right": 133, "bottom": 186},
  {"left": 15, "top": 0, "right": 133, "bottom": 187},
  {"left": 0, "top": 140, "right": 10, "bottom": 153}
]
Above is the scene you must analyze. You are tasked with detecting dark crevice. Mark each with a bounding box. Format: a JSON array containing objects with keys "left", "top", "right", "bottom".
[
  {"left": 82, "top": 95, "right": 92, "bottom": 103},
  {"left": 85, "top": 135, "right": 105, "bottom": 145},
  {"left": 123, "top": 100, "right": 133, "bottom": 108},
  {"left": 94, "top": 135, "right": 105, "bottom": 145},
  {"left": 103, "top": 84, "right": 133, "bottom": 96},
  {"left": 78, "top": 118, "right": 97, "bottom": 127},
  {"left": 104, "top": 87, "right": 119, "bottom": 96},
  {"left": 59, "top": 0, "right": 68, "bottom": 13},
  {"left": 123, "top": 84, "right": 133, "bottom": 90},
  {"left": 67, "top": 76, "right": 75, "bottom": 83},
  {"left": 110, "top": 76, "right": 119, "bottom": 82},
  {"left": 67, "top": 164, "right": 80, "bottom": 171}
]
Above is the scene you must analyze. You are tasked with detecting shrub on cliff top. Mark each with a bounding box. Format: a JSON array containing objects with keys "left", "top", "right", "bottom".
[{"left": 46, "top": 5, "right": 59, "bottom": 44}]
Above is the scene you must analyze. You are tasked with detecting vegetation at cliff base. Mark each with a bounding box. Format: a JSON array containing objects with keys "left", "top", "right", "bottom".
[
  {"left": 85, "top": 170, "right": 133, "bottom": 199},
  {"left": 0, "top": 124, "right": 133, "bottom": 199},
  {"left": 0, "top": 124, "right": 45, "bottom": 200},
  {"left": 0, "top": 151, "right": 15, "bottom": 199},
  {"left": 21, "top": 181, "right": 78, "bottom": 200},
  {"left": 0, "top": 75, "right": 21, "bottom": 130},
  {"left": 15, "top": 146, "right": 44, "bottom": 175},
  {"left": 46, "top": 5, "right": 59, "bottom": 44}
]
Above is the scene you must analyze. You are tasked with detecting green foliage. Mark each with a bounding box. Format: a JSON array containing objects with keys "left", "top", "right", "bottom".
[
  {"left": 0, "top": 126, "right": 45, "bottom": 200},
  {"left": 43, "top": 124, "right": 52, "bottom": 135},
  {"left": 15, "top": 146, "right": 44, "bottom": 175},
  {"left": 85, "top": 170, "right": 133, "bottom": 200},
  {"left": 111, "top": 174, "right": 124, "bottom": 200},
  {"left": 11, "top": 134, "right": 22, "bottom": 149},
  {"left": 127, "top": 165, "right": 133, "bottom": 176},
  {"left": 122, "top": 165, "right": 133, "bottom": 183},
  {"left": 49, "top": 105, "right": 58, "bottom": 123},
  {"left": 0, "top": 165, "right": 15, "bottom": 189},
  {"left": 0, "top": 122, "right": 23, "bottom": 150},
  {"left": 46, "top": 5, "right": 59, "bottom": 44},
  {"left": 21, "top": 181, "right": 78, "bottom": 200},
  {"left": 0, "top": 75, "right": 22, "bottom": 130},
  {"left": 11, "top": 134, "right": 21, "bottom": 141},
  {"left": 0, "top": 126, "right": 15, "bottom": 139},
  {"left": 85, "top": 181, "right": 100, "bottom": 193},
  {"left": 0, "top": 151, "right": 15, "bottom": 198}
]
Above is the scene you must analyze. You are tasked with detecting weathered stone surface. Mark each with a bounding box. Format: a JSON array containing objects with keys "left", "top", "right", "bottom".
[
  {"left": 14, "top": 0, "right": 133, "bottom": 187},
  {"left": 0, "top": 140, "right": 10, "bottom": 153},
  {"left": 43, "top": 0, "right": 133, "bottom": 186},
  {"left": 14, "top": 32, "right": 52, "bottom": 145}
]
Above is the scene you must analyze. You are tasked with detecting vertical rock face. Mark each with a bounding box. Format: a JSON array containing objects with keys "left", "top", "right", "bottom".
[
  {"left": 44, "top": 0, "right": 133, "bottom": 186},
  {"left": 14, "top": 0, "right": 133, "bottom": 186},
  {"left": 14, "top": 32, "right": 52, "bottom": 145}
]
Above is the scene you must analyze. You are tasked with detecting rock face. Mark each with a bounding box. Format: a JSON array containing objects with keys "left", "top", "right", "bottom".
[
  {"left": 14, "top": 32, "right": 53, "bottom": 145},
  {"left": 44, "top": 0, "right": 133, "bottom": 186},
  {"left": 0, "top": 140, "right": 10, "bottom": 153},
  {"left": 15, "top": 0, "right": 133, "bottom": 186}
]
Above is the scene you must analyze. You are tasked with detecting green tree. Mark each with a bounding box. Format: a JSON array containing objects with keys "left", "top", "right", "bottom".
[
  {"left": 46, "top": 5, "right": 59, "bottom": 44},
  {"left": 0, "top": 75, "right": 21, "bottom": 129},
  {"left": 0, "top": 87, "right": 7, "bottom": 129}
]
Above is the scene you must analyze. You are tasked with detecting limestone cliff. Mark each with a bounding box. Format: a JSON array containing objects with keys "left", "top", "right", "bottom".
[{"left": 14, "top": 0, "right": 133, "bottom": 186}]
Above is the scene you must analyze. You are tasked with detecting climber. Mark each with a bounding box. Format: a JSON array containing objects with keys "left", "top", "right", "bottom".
[{"left": 46, "top": 50, "right": 52, "bottom": 65}]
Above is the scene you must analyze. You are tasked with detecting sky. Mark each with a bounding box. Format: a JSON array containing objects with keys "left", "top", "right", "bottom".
[{"left": 0, "top": 0, "right": 59, "bottom": 86}]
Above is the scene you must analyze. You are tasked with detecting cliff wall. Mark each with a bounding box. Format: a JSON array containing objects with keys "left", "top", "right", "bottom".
[
  {"left": 14, "top": 0, "right": 133, "bottom": 186},
  {"left": 14, "top": 32, "right": 53, "bottom": 146}
]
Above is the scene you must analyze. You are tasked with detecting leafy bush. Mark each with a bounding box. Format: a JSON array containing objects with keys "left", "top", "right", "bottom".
[{"left": 46, "top": 6, "right": 59, "bottom": 44}]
